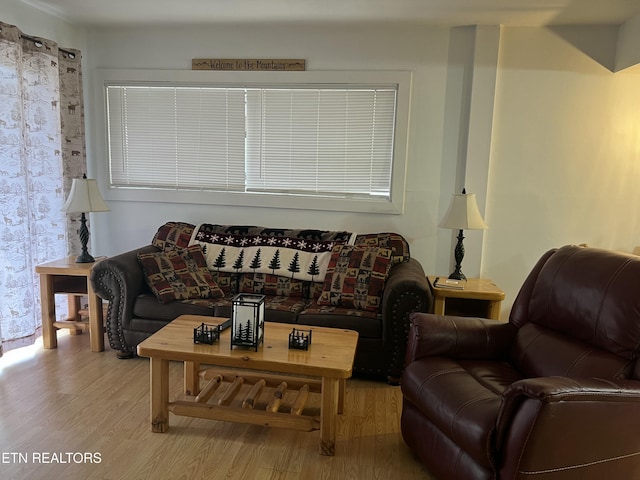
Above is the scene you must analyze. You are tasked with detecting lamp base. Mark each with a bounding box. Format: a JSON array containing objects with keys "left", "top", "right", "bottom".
[
  {"left": 75, "top": 252, "right": 95, "bottom": 263},
  {"left": 448, "top": 271, "right": 466, "bottom": 280},
  {"left": 448, "top": 229, "right": 466, "bottom": 280},
  {"left": 75, "top": 212, "right": 95, "bottom": 263}
]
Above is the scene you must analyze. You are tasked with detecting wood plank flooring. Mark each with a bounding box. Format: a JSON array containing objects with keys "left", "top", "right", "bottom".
[{"left": 0, "top": 332, "right": 434, "bottom": 480}]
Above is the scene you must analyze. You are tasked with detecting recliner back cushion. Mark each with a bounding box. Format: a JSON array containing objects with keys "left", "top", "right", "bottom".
[
  {"left": 511, "top": 323, "right": 631, "bottom": 379},
  {"left": 509, "top": 245, "right": 640, "bottom": 378}
]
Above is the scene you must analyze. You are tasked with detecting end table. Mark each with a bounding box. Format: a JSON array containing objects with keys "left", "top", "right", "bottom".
[
  {"left": 427, "top": 276, "right": 505, "bottom": 320},
  {"left": 35, "top": 256, "right": 105, "bottom": 352}
]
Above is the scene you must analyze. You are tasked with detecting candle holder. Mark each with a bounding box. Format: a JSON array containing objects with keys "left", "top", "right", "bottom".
[
  {"left": 193, "top": 323, "right": 222, "bottom": 345},
  {"left": 289, "top": 328, "right": 312, "bottom": 350}
]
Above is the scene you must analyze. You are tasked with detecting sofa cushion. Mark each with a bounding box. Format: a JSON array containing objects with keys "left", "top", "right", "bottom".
[
  {"left": 133, "top": 294, "right": 224, "bottom": 321},
  {"left": 317, "top": 245, "right": 392, "bottom": 312},
  {"left": 138, "top": 245, "right": 224, "bottom": 303},
  {"left": 298, "top": 305, "right": 382, "bottom": 338},
  {"left": 212, "top": 295, "right": 311, "bottom": 324}
]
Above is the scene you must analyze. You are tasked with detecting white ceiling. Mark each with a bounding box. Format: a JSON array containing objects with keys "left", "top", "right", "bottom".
[{"left": 20, "top": 0, "right": 640, "bottom": 28}]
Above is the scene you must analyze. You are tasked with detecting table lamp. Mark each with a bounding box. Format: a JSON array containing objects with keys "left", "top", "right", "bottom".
[
  {"left": 62, "top": 175, "right": 110, "bottom": 263},
  {"left": 439, "top": 188, "right": 487, "bottom": 280}
]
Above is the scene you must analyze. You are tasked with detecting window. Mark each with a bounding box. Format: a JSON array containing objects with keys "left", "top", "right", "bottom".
[
  {"left": 245, "top": 88, "right": 396, "bottom": 199},
  {"left": 98, "top": 69, "right": 411, "bottom": 214},
  {"left": 107, "top": 86, "right": 247, "bottom": 191}
]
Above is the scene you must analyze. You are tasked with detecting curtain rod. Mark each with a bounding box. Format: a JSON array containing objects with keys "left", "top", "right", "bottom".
[{"left": 20, "top": 33, "right": 78, "bottom": 59}]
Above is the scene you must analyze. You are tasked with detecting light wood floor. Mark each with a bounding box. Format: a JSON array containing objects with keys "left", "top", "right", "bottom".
[{"left": 0, "top": 331, "right": 434, "bottom": 480}]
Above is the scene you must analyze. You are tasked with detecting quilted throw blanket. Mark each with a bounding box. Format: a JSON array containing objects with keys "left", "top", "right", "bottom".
[{"left": 190, "top": 224, "right": 355, "bottom": 282}]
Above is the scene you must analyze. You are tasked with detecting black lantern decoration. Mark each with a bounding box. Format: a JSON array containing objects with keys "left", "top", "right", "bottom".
[
  {"left": 288, "top": 328, "right": 312, "bottom": 350},
  {"left": 231, "top": 294, "right": 265, "bottom": 351},
  {"left": 193, "top": 323, "right": 223, "bottom": 345}
]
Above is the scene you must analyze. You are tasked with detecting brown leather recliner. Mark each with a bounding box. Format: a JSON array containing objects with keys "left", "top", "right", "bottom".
[{"left": 401, "top": 245, "right": 640, "bottom": 479}]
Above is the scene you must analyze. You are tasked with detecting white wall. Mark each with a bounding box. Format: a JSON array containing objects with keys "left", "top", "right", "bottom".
[
  {"left": 6, "top": 0, "right": 640, "bottom": 320},
  {"left": 83, "top": 23, "right": 452, "bottom": 275},
  {"left": 483, "top": 26, "right": 640, "bottom": 316},
  {"left": 3, "top": 0, "right": 86, "bottom": 48}
]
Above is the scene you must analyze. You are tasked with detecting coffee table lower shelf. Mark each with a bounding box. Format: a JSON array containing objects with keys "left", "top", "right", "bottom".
[{"left": 169, "top": 369, "right": 330, "bottom": 435}]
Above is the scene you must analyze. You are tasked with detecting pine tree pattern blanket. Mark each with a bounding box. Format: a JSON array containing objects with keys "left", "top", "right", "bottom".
[{"left": 190, "top": 224, "right": 356, "bottom": 283}]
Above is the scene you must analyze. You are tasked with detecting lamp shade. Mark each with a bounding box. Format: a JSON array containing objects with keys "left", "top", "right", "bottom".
[
  {"left": 62, "top": 178, "right": 110, "bottom": 214},
  {"left": 438, "top": 192, "right": 487, "bottom": 230}
]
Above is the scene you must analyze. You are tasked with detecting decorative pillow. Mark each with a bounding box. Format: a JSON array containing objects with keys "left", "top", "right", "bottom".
[
  {"left": 151, "top": 222, "right": 195, "bottom": 251},
  {"left": 317, "top": 245, "right": 392, "bottom": 312},
  {"left": 353, "top": 232, "right": 410, "bottom": 265},
  {"left": 138, "top": 245, "right": 224, "bottom": 303}
]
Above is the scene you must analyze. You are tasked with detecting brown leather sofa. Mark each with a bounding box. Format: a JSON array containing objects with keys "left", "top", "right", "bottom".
[
  {"left": 91, "top": 222, "right": 431, "bottom": 382},
  {"left": 401, "top": 245, "right": 640, "bottom": 479}
]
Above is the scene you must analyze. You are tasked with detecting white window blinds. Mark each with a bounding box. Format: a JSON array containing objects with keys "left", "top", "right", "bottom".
[
  {"left": 105, "top": 83, "right": 397, "bottom": 200},
  {"left": 106, "top": 85, "right": 246, "bottom": 191},
  {"left": 245, "top": 87, "right": 396, "bottom": 199}
]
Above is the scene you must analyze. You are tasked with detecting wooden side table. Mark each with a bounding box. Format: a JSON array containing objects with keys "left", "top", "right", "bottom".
[
  {"left": 36, "top": 256, "right": 105, "bottom": 352},
  {"left": 427, "top": 276, "right": 505, "bottom": 320}
]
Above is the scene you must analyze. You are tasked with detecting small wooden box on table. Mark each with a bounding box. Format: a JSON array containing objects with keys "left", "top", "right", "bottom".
[
  {"left": 137, "top": 315, "right": 358, "bottom": 456},
  {"left": 427, "top": 276, "right": 505, "bottom": 320},
  {"left": 35, "top": 256, "right": 105, "bottom": 352}
]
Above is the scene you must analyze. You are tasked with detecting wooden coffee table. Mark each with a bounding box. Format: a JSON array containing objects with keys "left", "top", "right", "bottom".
[{"left": 136, "top": 315, "right": 359, "bottom": 455}]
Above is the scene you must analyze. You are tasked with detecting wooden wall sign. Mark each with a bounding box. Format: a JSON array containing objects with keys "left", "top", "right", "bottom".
[{"left": 192, "top": 58, "right": 305, "bottom": 71}]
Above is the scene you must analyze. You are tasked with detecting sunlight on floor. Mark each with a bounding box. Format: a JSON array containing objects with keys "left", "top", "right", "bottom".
[
  {"left": 0, "top": 330, "right": 70, "bottom": 373},
  {"left": 0, "top": 340, "right": 39, "bottom": 373}
]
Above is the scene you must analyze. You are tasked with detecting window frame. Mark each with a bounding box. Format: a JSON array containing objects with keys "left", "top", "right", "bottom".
[{"left": 94, "top": 69, "right": 412, "bottom": 214}]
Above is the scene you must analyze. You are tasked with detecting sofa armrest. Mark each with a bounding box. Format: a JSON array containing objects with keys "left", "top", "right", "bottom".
[
  {"left": 90, "top": 245, "right": 158, "bottom": 355},
  {"left": 497, "top": 376, "right": 640, "bottom": 477},
  {"left": 405, "top": 312, "right": 517, "bottom": 364},
  {"left": 381, "top": 258, "right": 432, "bottom": 381}
]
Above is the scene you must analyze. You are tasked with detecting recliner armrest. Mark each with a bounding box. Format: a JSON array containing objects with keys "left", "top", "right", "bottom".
[
  {"left": 405, "top": 312, "right": 517, "bottom": 363},
  {"left": 497, "top": 376, "right": 640, "bottom": 478},
  {"left": 502, "top": 376, "right": 640, "bottom": 401}
]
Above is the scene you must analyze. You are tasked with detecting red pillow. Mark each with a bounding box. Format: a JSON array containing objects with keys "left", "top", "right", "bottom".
[
  {"left": 138, "top": 245, "right": 223, "bottom": 303},
  {"left": 317, "top": 245, "right": 392, "bottom": 312}
]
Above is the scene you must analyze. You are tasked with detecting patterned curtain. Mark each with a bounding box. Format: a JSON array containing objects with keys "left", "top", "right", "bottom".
[{"left": 0, "top": 22, "right": 86, "bottom": 356}]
